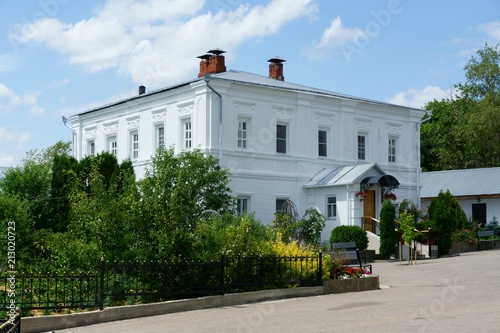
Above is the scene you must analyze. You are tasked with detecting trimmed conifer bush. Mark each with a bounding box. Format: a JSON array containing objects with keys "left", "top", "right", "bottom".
[{"left": 379, "top": 199, "right": 397, "bottom": 259}]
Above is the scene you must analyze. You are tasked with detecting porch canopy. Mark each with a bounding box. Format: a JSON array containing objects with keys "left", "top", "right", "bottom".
[{"left": 360, "top": 175, "right": 399, "bottom": 187}]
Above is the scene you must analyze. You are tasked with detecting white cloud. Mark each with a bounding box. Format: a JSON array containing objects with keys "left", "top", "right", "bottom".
[
  {"left": 0, "top": 83, "right": 42, "bottom": 113},
  {"left": 0, "top": 156, "right": 15, "bottom": 166},
  {"left": 11, "top": 0, "right": 316, "bottom": 88},
  {"left": 386, "top": 86, "right": 456, "bottom": 109},
  {"left": 30, "top": 105, "right": 45, "bottom": 117},
  {"left": 478, "top": 21, "right": 500, "bottom": 43},
  {"left": 47, "top": 78, "right": 70, "bottom": 88},
  {"left": 0, "top": 127, "right": 32, "bottom": 150},
  {"left": 0, "top": 53, "right": 20, "bottom": 72},
  {"left": 301, "top": 16, "right": 371, "bottom": 60}
]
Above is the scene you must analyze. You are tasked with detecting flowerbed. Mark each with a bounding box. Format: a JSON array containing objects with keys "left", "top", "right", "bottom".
[{"left": 323, "top": 275, "right": 379, "bottom": 294}]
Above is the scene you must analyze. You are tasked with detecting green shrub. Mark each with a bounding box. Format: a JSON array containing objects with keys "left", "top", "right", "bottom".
[
  {"left": 428, "top": 190, "right": 468, "bottom": 255},
  {"left": 329, "top": 225, "right": 368, "bottom": 251},
  {"left": 484, "top": 216, "right": 500, "bottom": 237},
  {"left": 379, "top": 199, "right": 397, "bottom": 259},
  {"left": 298, "top": 208, "right": 326, "bottom": 248},
  {"left": 398, "top": 198, "right": 422, "bottom": 223}
]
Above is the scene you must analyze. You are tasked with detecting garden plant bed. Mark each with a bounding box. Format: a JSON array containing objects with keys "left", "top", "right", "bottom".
[{"left": 323, "top": 275, "right": 379, "bottom": 294}]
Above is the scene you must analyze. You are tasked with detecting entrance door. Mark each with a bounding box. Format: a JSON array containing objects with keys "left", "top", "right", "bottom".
[
  {"left": 363, "top": 190, "right": 376, "bottom": 218},
  {"left": 472, "top": 203, "right": 487, "bottom": 227}
]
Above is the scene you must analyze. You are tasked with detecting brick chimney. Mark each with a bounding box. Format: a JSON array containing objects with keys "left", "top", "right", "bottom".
[
  {"left": 198, "top": 49, "right": 227, "bottom": 78},
  {"left": 268, "top": 56, "right": 285, "bottom": 81}
]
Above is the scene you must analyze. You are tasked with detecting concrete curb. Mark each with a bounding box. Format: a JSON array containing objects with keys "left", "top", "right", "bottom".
[{"left": 22, "top": 287, "right": 325, "bottom": 333}]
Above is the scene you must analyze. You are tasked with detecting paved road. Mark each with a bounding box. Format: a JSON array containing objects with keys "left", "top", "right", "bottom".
[{"left": 50, "top": 250, "right": 500, "bottom": 333}]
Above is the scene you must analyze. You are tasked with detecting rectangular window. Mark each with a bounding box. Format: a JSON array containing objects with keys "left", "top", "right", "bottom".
[
  {"left": 131, "top": 132, "right": 139, "bottom": 159},
  {"left": 88, "top": 141, "right": 95, "bottom": 156},
  {"left": 358, "top": 135, "right": 366, "bottom": 160},
  {"left": 318, "top": 130, "right": 327, "bottom": 157},
  {"left": 157, "top": 126, "right": 165, "bottom": 153},
  {"left": 237, "top": 197, "right": 248, "bottom": 216},
  {"left": 107, "top": 137, "right": 117, "bottom": 156},
  {"left": 388, "top": 138, "right": 396, "bottom": 163},
  {"left": 238, "top": 121, "right": 247, "bottom": 148},
  {"left": 111, "top": 141, "right": 117, "bottom": 156},
  {"left": 276, "top": 198, "right": 288, "bottom": 214},
  {"left": 276, "top": 124, "right": 287, "bottom": 154},
  {"left": 327, "top": 196, "right": 337, "bottom": 218},
  {"left": 184, "top": 120, "right": 192, "bottom": 149}
]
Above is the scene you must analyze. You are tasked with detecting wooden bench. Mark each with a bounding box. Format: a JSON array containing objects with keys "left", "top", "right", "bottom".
[
  {"left": 477, "top": 230, "right": 498, "bottom": 251},
  {"left": 330, "top": 241, "right": 372, "bottom": 273}
]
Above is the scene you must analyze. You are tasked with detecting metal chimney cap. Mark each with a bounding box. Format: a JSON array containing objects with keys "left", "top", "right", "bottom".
[
  {"left": 208, "top": 48, "right": 226, "bottom": 55},
  {"left": 268, "top": 56, "right": 286, "bottom": 63},
  {"left": 197, "top": 54, "right": 211, "bottom": 60}
]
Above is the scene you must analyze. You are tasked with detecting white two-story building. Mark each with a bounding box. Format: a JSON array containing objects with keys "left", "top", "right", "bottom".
[{"left": 68, "top": 50, "right": 426, "bottom": 242}]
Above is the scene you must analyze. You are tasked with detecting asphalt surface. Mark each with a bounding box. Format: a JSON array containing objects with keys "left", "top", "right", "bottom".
[{"left": 49, "top": 250, "right": 500, "bottom": 333}]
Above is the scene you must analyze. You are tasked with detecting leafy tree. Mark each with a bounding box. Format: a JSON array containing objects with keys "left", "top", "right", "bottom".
[
  {"left": 463, "top": 43, "right": 500, "bottom": 100},
  {"left": 50, "top": 154, "right": 78, "bottom": 232},
  {"left": 0, "top": 141, "right": 72, "bottom": 231},
  {"left": 0, "top": 160, "right": 52, "bottom": 230},
  {"left": 298, "top": 208, "right": 326, "bottom": 248},
  {"left": 421, "top": 44, "right": 500, "bottom": 171},
  {"left": 0, "top": 194, "right": 33, "bottom": 260},
  {"left": 398, "top": 198, "right": 421, "bottom": 223},
  {"left": 134, "top": 147, "right": 234, "bottom": 261},
  {"left": 379, "top": 200, "right": 397, "bottom": 259},
  {"left": 68, "top": 158, "right": 137, "bottom": 263},
  {"left": 427, "top": 190, "right": 468, "bottom": 255}
]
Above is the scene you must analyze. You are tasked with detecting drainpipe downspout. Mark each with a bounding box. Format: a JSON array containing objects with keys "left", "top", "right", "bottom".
[
  {"left": 417, "top": 110, "right": 432, "bottom": 207},
  {"left": 61, "top": 116, "right": 74, "bottom": 157},
  {"left": 204, "top": 73, "right": 222, "bottom": 163}
]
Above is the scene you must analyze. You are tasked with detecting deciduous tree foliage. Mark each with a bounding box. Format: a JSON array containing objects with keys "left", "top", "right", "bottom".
[
  {"left": 421, "top": 44, "right": 500, "bottom": 171},
  {"left": 134, "top": 147, "right": 234, "bottom": 261}
]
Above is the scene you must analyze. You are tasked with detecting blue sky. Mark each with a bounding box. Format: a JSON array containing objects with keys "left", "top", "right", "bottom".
[{"left": 1, "top": 0, "right": 499, "bottom": 167}]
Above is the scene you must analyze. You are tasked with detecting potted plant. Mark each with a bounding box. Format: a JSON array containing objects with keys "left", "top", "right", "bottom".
[
  {"left": 355, "top": 191, "right": 366, "bottom": 201},
  {"left": 384, "top": 192, "right": 397, "bottom": 201}
]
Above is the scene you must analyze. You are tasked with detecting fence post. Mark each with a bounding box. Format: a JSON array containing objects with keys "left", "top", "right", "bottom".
[
  {"left": 318, "top": 251, "right": 323, "bottom": 286},
  {"left": 220, "top": 253, "right": 225, "bottom": 296},
  {"left": 99, "top": 258, "right": 104, "bottom": 311}
]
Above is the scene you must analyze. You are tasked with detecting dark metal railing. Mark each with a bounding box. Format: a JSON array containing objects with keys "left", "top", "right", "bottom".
[
  {"left": 361, "top": 217, "right": 380, "bottom": 235},
  {"left": 0, "top": 254, "right": 322, "bottom": 312}
]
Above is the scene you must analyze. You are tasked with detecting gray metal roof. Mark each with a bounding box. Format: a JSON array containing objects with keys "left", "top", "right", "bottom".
[
  {"left": 212, "top": 70, "right": 423, "bottom": 110},
  {"left": 420, "top": 167, "right": 500, "bottom": 198},
  {"left": 73, "top": 69, "right": 425, "bottom": 117},
  {"left": 304, "top": 163, "right": 385, "bottom": 187}
]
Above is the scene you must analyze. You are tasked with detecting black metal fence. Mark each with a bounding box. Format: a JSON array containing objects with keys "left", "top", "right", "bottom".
[{"left": 0, "top": 254, "right": 322, "bottom": 312}]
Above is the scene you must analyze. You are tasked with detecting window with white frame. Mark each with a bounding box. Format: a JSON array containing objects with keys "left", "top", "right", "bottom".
[
  {"left": 358, "top": 135, "right": 366, "bottom": 160},
  {"left": 238, "top": 120, "right": 247, "bottom": 148},
  {"left": 388, "top": 138, "right": 396, "bottom": 163},
  {"left": 87, "top": 140, "right": 95, "bottom": 157},
  {"left": 183, "top": 120, "right": 192, "bottom": 149},
  {"left": 130, "top": 131, "right": 139, "bottom": 159},
  {"left": 107, "top": 136, "right": 117, "bottom": 156},
  {"left": 327, "top": 196, "right": 336, "bottom": 218},
  {"left": 276, "top": 124, "right": 287, "bottom": 154},
  {"left": 236, "top": 197, "right": 249, "bottom": 216},
  {"left": 156, "top": 125, "right": 165, "bottom": 153},
  {"left": 318, "top": 129, "right": 327, "bottom": 157}
]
